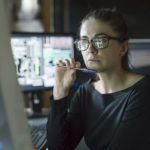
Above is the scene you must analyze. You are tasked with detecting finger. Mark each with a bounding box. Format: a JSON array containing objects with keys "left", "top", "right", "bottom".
[
  {"left": 75, "top": 61, "right": 81, "bottom": 68},
  {"left": 56, "top": 60, "right": 66, "bottom": 67},
  {"left": 64, "top": 59, "right": 71, "bottom": 69},
  {"left": 70, "top": 58, "right": 76, "bottom": 68}
]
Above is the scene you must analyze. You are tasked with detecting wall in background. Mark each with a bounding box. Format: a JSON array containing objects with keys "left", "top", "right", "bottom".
[{"left": 69, "top": 0, "right": 150, "bottom": 38}]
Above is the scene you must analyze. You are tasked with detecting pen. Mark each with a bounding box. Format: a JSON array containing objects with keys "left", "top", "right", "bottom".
[{"left": 56, "top": 65, "right": 96, "bottom": 72}]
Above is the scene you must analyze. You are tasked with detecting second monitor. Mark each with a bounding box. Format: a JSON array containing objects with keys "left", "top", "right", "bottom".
[{"left": 11, "top": 32, "right": 74, "bottom": 91}]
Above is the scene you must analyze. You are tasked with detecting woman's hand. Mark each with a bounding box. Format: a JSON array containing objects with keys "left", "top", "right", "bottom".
[{"left": 53, "top": 58, "right": 80, "bottom": 100}]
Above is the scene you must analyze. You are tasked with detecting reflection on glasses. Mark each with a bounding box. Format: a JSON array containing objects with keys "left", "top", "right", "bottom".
[{"left": 74, "top": 33, "right": 122, "bottom": 51}]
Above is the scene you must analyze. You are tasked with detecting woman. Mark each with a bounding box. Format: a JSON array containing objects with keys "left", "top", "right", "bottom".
[{"left": 47, "top": 8, "right": 150, "bottom": 150}]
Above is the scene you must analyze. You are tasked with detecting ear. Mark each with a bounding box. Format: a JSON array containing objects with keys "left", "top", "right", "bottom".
[{"left": 120, "top": 40, "right": 128, "bottom": 56}]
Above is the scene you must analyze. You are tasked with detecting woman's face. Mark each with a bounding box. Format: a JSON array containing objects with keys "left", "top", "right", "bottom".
[{"left": 80, "top": 18, "right": 127, "bottom": 72}]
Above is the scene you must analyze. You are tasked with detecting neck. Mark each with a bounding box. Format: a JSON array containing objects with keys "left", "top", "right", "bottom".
[{"left": 95, "top": 68, "right": 130, "bottom": 94}]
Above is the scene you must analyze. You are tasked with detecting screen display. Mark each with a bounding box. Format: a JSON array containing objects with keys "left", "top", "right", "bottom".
[{"left": 10, "top": 32, "right": 74, "bottom": 90}]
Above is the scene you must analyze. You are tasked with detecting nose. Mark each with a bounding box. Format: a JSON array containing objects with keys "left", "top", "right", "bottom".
[{"left": 87, "top": 42, "right": 98, "bottom": 53}]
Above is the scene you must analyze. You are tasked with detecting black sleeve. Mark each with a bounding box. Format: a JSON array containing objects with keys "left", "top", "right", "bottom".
[
  {"left": 46, "top": 91, "right": 84, "bottom": 150},
  {"left": 107, "top": 87, "right": 150, "bottom": 150}
]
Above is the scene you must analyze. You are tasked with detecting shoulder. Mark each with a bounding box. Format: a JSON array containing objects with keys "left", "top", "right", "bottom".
[
  {"left": 134, "top": 75, "right": 150, "bottom": 89},
  {"left": 127, "top": 74, "right": 150, "bottom": 98},
  {"left": 127, "top": 75, "right": 150, "bottom": 106},
  {"left": 127, "top": 72, "right": 150, "bottom": 90}
]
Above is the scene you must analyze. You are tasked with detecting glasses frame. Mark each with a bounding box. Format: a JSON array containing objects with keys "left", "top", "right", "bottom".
[{"left": 74, "top": 34, "right": 123, "bottom": 51}]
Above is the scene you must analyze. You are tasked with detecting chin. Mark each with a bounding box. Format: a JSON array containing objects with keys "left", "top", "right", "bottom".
[
  {"left": 87, "top": 64, "right": 104, "bottom": 72},
  {"left": 87, "top": 62, "right": 108, "bottom": 72}
]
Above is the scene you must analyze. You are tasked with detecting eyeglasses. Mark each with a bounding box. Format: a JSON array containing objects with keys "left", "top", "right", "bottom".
[{"left": 74, "top": 34, "right": 122, "bottom": 51}]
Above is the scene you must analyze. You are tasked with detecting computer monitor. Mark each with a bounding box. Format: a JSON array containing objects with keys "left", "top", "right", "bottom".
[
  {"left": 10, "top": 32, "right": 74, "bottom": 91},
  {"left": 0, "top": 0, "right": 33, "bottom": 149},
  {"left": 128, "top": 39, "right": 150, "bottom": 75}
]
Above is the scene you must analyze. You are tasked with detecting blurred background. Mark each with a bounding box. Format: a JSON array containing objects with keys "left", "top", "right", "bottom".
[{"left": 7, "top": 0, "right": 150, "bottom": 37}]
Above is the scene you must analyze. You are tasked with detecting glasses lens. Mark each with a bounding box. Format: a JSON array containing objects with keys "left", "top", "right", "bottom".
[
  {"left": 93, "top": 37, "right": 108, "bottom": 49},
  {"left": 75, "top": 39, "right": 89, "bottom": 51}
]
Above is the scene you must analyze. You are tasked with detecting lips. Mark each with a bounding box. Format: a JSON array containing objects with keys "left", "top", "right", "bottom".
[{"left": 87, "top": 55, "right": 100, "bottom": 62}]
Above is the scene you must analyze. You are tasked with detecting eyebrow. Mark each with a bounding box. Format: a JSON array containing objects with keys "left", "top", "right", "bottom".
[
  {"left": 80, "top": 36, "right": 88, "bottom": 39},
  {"left": 95, "top": 33, "right": 108, "bottom": 37},
  {"left": 80, "top": 33, "right": 108, "bottom": 39}
]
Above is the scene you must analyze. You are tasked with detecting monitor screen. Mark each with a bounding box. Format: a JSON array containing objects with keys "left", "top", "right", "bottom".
[
  {"left": 10, "top": 32, "right": 74, "bottom": 91},
  {"left": 128, "top": 39, "right": 150, "bottom": 75}
]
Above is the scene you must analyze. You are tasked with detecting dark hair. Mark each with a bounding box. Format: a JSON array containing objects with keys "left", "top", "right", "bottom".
[{"left": 80, "top": 8, "right": 130, "bottom": 70}]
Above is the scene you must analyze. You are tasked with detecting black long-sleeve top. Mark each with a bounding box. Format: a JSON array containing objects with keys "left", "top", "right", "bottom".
[{"left": 47, "top": 75, "right": 150, "bottom": 150}]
